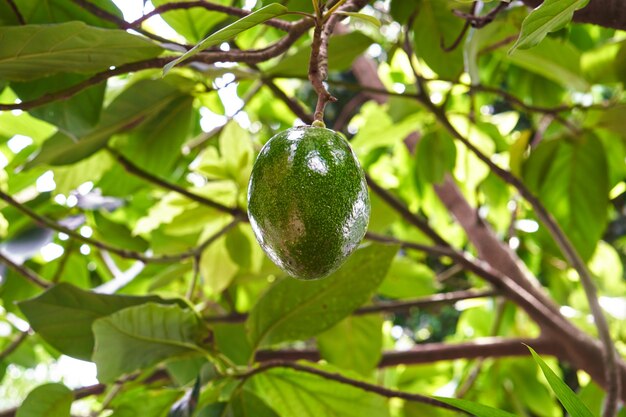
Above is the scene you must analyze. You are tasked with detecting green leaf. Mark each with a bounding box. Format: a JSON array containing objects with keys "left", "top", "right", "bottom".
[
  {"left": 247, "top": 243, "right": 398, "bottom": 349},
  {"left": 510, "top": 0, "right": 589, "bottom": 53},
  {"left": 12, "top": 73, "right": 106, "bottom": 137},
  {"left": 92, "top": 302, "right": 208, "bottom": 383},
  {"left": 588, "top": 103, "right": 626, "bottom": 137},
  {"left": 226, "top": 390, "right": 280, "bottom": 417},
  {"left": 317, "top": 314, "right": 383, "bottom": 375},
  {"left": 164, "top": 3, "right": 288, "bottom": 74},
  {"left": 412, "top": 0, "right": 466, "bottom": 79},
  {"left": 528, "top": 347, "right": 595, "bottom": 417},
  {"left": 248, "top": 365, "right": 390, "bottom": 417},
  {"left": 29, "top": 79, "right": 185, "bottom": 166},
  {"left": 17, "top": 0, "right": 123, "bottom": 28},
  {"left": 335, "top": 12, "right": 381, "bottom": 28},
  {"left": 114, "top": 95, "right": 194, "bottom": 174},
  {"left": 434, "top": 396, "right": 518, "bottom": 417},
  {"left": 19, "top": 283, "right": 188, "bottom": 361},
  {"left": 0, "top": 22, "right": 162, "bottom": 81},
  {"left": 109, "top": 386, "right": 183, "bottom": 417},
  {"left": 506, "top": 37, "right": 589, "bottom": 91},
  {"left": 265, "top": 32, "right": 373, "bottom": 77},
  {"left": 416, "top": 130, "right": 457, "bottom": 184},
  {"left": 152, "top": 0, "right": 230, "bottom": 43},
  {"left": 16, "top": 383, "right": 73, "bottom": 417},
  {"left": 523, "top": 134, "right": 609, "bottom": 260},
  {"left": 378, "top": 256, "right": 436, "bottom": 299},
  {"left": 200, "top": 232, "right": 239, "bottom": 294}
]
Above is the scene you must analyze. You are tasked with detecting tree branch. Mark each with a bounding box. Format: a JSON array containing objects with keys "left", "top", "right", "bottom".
[
  {"left": 0, "top": 331, "right": 29, "bottom": 362},
  {"left": 255, "top": 336, "right": 561, "bottom": 366},
  {"left": 109, "top": 149, "right": 245, "bottom": 218},
  {"left": 205, "top": 289, "right": 497, "bottom": 323},
  {"left": 239, "top": 361, "right": 463, "bottom": 412},
  {"left": 131, "top": 1, "right": 292, "bottom": 31},
  {"left": 0, "top": 252, "right": 51, "bottom": 288},
  {"left": 0, "top": 190, "right": 240, "bottom": 263},
  {"left": 4, "top": 0, "right": 24, "bottom": 25}
]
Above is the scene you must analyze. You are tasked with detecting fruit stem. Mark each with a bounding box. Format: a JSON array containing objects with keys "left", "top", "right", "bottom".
[{"left": 308, "top": 1, "right": 338, "bottom": 125}]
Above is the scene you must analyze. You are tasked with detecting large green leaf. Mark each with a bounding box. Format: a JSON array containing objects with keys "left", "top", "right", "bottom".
[
  {"left": 114, "top": 95, "right": 193, "bottom": 174},
  {"left": 92, "top": 302, "right": 208, "bottom": 383},
  {"left": 506, "top": 37, "right": 589, "bottom": 91},
  {"left": 248, "top": 365, "right": 390, "bottom": 417},
  {"left": 12, "top": 73, "right": 105, "bottom": 137},
  {"left": 523, "top": 134, "right": 609, "bottom": 260},
  {"left": 416, "top": 130, "right": 457, "bottom": 184},
  {"left": 0, "top": 22, "right": 162, "bottom": 81},
  {"left": 152, "top": 0, "right": 230, "bottom": 43},
  {"left": 109, "top": 386, "right": 182, "bottom": 417},
  {"left": 265, "top": 32, "right": 374, "bottom": 77},
  {"left": 317, "top": 314, "right": 383, "bottom": 375},
  {"left": 246, "top": 243, "right": 398, "bottom": 349},
  {"left": 511, "top": 0, "right": 589, "bottom": 52},
  {"left": 16, "top": 383, "right": 73, "bottom": 417},
  {"left": 164, "top": 3, "right": 288, "bottom": 74},
  {"left": 528, "top": 347, "right": 595, "bottom": 417},
  {"left": 19, "top": 283, "right": 188, "bottom": 361},
  {"left": 412, "top": 0, "right": 465, "bottom": 79},
  {"left": 29, "top": 79, "right": 186, "bottom": 166}
]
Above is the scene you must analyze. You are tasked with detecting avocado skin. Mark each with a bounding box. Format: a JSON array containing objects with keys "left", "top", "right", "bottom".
[{"left": 247, "top": 126, "right": 370, "bottom": 280}]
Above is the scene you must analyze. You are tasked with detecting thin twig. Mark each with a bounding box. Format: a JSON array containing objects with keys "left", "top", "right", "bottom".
[
  {"left": 239, "top": 361, "right": 464, "bottom": 412},
  {"left": 205, "top": 289, "right": 497, "bottom": 323},
  {"left": 453, "top": 1, "right": 510, "bottom": 28},
  {"left": 0, "top": 252, "right": 51, "bottom": 288},
  {"left": 0, "top": 190, "right": 240, "bottom": 263},
  {"left": 4, "top": 0, "right": 25, "bottom": 24},
  {"left": 109, "top": 149, "right": 245, "bottom": 217},
  {"left": 132, "top": 1, "right": 293, "bottom": 31},
  {"left": 0, "top": 331, "right": 29, "bottom": 362}
]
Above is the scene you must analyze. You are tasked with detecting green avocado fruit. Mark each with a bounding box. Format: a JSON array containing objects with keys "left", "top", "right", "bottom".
[{"left": 247, "top": 126, "right": 370, "bottom": 280}]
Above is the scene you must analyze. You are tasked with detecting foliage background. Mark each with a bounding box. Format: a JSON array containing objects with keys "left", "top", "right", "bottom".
[{"left": 0, "top": 0, "right": 625, "bottom": 416}]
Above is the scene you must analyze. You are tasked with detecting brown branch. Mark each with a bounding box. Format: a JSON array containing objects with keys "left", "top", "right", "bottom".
[
  {"left": 0, "top": 190, "right": 239, "bottom": 263},
  {"left": 453, "top": 1, "right": 510, "bottom": 28},
  {"left": 0, "top": 331, "right": 29, "bottom": 362},
  {"left": 132, "top": 1, "right": 292, "bottom": 31},
  {"left": 68, "top": 0, "right": 183, "bottom": 46},
  {"left": 415, "top": 87, "right": 621, "bottom": 417},
  {"left": 262, "top": 80, "right": 314, "bottom": 124},
  {"left": 4, "top": 0, "right": 24, "bottom": 24},
  {"left": 109, "top": 149, "right": 245, "bottom": 218},
  {"left": 0, "top": 252, "right": 51, "bottom": 288},
  {"left": 205, "top": 289, "right": 496, "bottom": 323},
  {"left": 255, "top": 336, "right": 561, "bottom": 366},
  {"left": 239, "top": 361, "right": 462, "bottom": 412}
]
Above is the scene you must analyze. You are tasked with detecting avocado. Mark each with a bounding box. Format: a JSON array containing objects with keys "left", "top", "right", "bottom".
[{"left": 247, "top": 126, "right": 370, "bottom": 280}]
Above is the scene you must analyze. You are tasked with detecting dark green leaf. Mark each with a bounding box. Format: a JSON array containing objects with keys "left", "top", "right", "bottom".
[
  {"left": 0, "top": 23, "right": 162, "bottom": 81},
  {"left": 416, "top": 131, "right": 457, "bottom": 184},
  {"left": 528, "top": 347, "right": 595, "bottom": 417},
  {"left": 19, "top": 283, "right": 188, "bottom": 360},
  {"left": 523, "top": 134, "right": 609, "bottom": 260},
  {"left": 226, "top": 390, "right": 280, "bottom": 417},
  {"left": 246, "top": 243, "right": 398, "bottom": 349},
  {"left": 412, "top": 0, "right": 465, "bottom": 79},
  {"left": 29, "top": 79, "right": 186, "bottom": 166},
  {"left": 92, "top": 302, "right": 208, "bottom": 383},
  {"left": 16, "top": 383, "right": 73, "bottom": 417}
]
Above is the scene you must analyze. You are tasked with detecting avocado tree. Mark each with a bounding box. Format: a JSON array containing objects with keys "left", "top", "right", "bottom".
[{"left": 0, "top": 1, "right": 625, "bottom": 416}]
